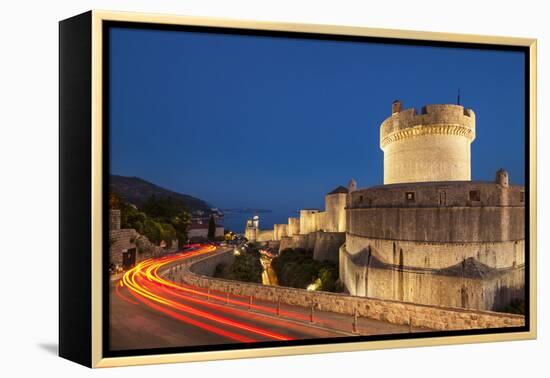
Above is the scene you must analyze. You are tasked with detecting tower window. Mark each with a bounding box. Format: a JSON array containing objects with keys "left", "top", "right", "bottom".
[
  {"left": 520, "top": 191, "right": 525, "bottom": 203},
  {"left": 469, "top": 190, "right": 481, "bottom": 202},
  {"left": 405, "top": 192, "right": 415, "bottom": 202}
]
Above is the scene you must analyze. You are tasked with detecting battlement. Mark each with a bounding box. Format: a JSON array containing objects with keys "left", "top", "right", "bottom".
[
  {"left": 380, "top": 101, "right": 476, "bottom": 149},
  {"left": 380, "top": 100, "right": 477, "bottom": 184}
]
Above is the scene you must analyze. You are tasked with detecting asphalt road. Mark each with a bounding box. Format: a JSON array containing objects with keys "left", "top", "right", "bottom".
[{"left": 109, "top": 245, "right": 421, "bottom": 351}]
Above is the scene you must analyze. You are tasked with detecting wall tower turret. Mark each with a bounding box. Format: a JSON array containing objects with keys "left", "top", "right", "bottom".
[
  {"left": 380, "top": 101, "right": 476, "bottom": 184},
  {"left": 495, "top": 169, "right": 510, "bottom": 187}
]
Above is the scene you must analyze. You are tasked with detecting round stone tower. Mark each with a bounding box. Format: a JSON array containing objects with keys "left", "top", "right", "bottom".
[
  {"left": 380, "top": 100, "right": 476, "bottom": 184},
  {"left": 495, "top": 168, "right": 510, "bottom": 187}
]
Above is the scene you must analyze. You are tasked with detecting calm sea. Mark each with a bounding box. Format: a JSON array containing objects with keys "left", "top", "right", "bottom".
[{"left": 222, "top": 210, "right": 298, "bottom": 234}]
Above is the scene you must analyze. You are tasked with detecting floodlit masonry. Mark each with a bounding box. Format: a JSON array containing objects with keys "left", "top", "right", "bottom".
[
  {"left": 381, "top": 101, "right": 475, "bottom": 184},
  {"left": 245, "top": 185, "right": 348, "bottom": 242},
  {"left": 244, "top": 100, "right": 525, "bottom": 312},
  {"left": 245, "top": 186, "right": 348, "bottom": 262}
]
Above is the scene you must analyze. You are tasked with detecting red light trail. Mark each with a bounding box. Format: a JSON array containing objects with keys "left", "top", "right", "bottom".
[{"left": 118, "top": 245, "right": 296, "bottom": 343}]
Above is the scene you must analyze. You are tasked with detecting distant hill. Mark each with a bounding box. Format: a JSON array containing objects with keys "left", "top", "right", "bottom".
[
  {"left": 221, "top": 208, "right": 272, "bottom": 214},
  {"left": 110, "top": 175, "right": 211, "bottom": 212}
]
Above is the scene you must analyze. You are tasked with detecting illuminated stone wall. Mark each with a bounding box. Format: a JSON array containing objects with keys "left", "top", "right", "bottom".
[
  {"left": 324, "top": 192, "right": 347, "bottom": 232},
  {"left": 279, "top": 231, "right": 345, "bottom": 263},
  {"left": 288, "top": 217, "right": 300, "bottom": 236},
  {"left": 109, "top": 228, "right": 137, "bottom": 266},
  {"left": 345, "top": 234, "right": 525, "bottom": 270},
  {"left": 299, "top": 209, "right": 321, "bottom": 234},
  {"left": 109, "top": 229, "right": 176, "bottom": 268},
  {"left": 273, "top": 224, "right": 289, "bottom": 241},
  {"left": 348, "top": 182, "right": 525, "bottom": 243},
  {"left": 181, "top": 249, "right": 524, "bottom": 331},
  {"left": 244, "top": 189, "right": 347, "bottom": 246},
  {"left": 341, "top": 178, "right": 525, "bottom": 311},
  {"left": 256, "top": 230, "right": 274, "bottom": 242},
  {"left": 244, "top": 226, "right": 256, "bottom": 241},
  {"left": 380, "top": 103, "right": 476, "bottom": 184},
  {"left": 313, "top": 232, "right": 345, "bottom": 263},
  {"left": 279, "top": 234, "right": 309, "bottom": 251},
  {"left": 340, "top": 244, "right": 525, "bottom": 311}
]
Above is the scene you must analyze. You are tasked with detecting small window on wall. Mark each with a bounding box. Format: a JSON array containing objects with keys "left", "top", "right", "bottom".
[
  {"left": 520, "top": 191, "right": 525, "bottom": 203},
  {"left": 405, "top": 192, "right": 415, "bottom": 202},
  {"left": 359, "top": 195, "right": 363, "bottom": 203},
  {"left": 469, "top": 190, "right": 481, "bottom": 202}
]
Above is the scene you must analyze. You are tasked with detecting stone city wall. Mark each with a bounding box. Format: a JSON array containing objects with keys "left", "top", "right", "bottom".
[
  {"left": 345, "top": 234, "right": 525, "bottom": 270},
  {"left": 109, "top": 209, "right": 178, "bottom": 268},
  {"left": 340, "top": 245, "right": 525, "bottom": 311},
  {"left": 279, "top": 231, "right": 345, "bottom": 263},
  {"left": 482, "top": 268, "right": 526, "bottom": 311},
  {"left": 109, "top": 228, "right": 138, "bottom": 266},
  {"left": 256, "top": 230, "right": 274, "bottom": 242},
  {"left": 247, "top": 227, "right": 276, "bottom": 242},
  {"left": 109, "top": 228, "right": 177, "bottom": 267},
  {"left": 347, "top": 206, "right": 524, "bottom": 243},
  {"left": 313, "top": 232, "right": 346, "bottom": 263},
  {"left": 181, "top": 250, "right": 524, "bottom": 331},
  {"left": 190, "top": 248, "right": 235, "bottom": 276},
  {"left": 273, "top": 224, "right": 289, "bottom": 241},
  {"left": 350, "top": 182, "right": 524, "bottom": 209},
  {"left": 288, "top": 217, "right": 300, "bottom": 236},
  {"left": 300, "top": 209, "right": 320, "bottom": 234},
  {"left": 279, "top": 234, "right": 309, "bottom": 251},
  {"left": 324, "top": 193, "right": 347, "bottom": 232}
]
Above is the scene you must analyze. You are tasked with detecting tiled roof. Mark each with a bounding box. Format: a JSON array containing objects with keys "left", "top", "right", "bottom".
[{"left": 327, "top": 185, "right": 349, "bottom": 195}]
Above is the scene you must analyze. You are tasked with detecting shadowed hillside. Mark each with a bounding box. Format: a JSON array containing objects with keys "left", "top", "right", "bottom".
[{"left": 110, "top": 175, "right": 211, "bottom": 212}]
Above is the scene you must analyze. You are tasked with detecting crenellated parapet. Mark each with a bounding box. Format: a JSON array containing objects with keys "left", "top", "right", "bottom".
[
  {"left": 380, "top": 101, "right": 476, "bottom": 184},
  {"left": 380, "top": 103, "right": 475, "bottom": 148}
]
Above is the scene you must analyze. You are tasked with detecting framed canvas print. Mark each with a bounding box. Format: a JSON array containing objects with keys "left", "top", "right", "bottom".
[{"left": 59, "top": 10, "right": 537, "bottom": 368}]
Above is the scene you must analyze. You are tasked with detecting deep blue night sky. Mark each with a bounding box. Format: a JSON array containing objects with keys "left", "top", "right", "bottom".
[{"left": 109, "top": 27, "right": 525, "bottom": 211}]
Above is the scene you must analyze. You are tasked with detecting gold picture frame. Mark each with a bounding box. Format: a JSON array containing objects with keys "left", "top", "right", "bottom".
[{"left": 59, "top": 9, "right": 537, "bottom": 368}]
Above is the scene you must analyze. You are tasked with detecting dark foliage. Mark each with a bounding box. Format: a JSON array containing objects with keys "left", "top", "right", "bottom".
[
  {"left": 110, "top": 175, "right": 210, "bottom": 212},
  {"left": 497, "top": 298, "right": 525, "bottom": 315},
  {"left": 110, "top": 191, "right": 189, "bottom": 249},
  {"left": 213, "top": 248, "right": 263, "bottom": 283},
  {"left": 207, "top": 215, "right": 216, "bottom": 240},
  {"left": 271, "top": 248, "right": 339, "bottom": 292}
]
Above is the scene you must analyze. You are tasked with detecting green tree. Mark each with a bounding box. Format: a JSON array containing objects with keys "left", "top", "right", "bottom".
[
  {"left": 213, "top": 248, "right": 263, "bottom": 283},
  {"left": 142, "top": 218, "right": 163, "bottom": 245},
  {"left": 271, "top": 248, "right": 339, "bottom": 292},
  {"left": 142, "top": 194, "right": 190, "bottom": 247},
  {"left": 171, "top": 212, "right": 191, "bottom": 248},
  {"left": 110, "top": 191, "right": 191, "bottom": 249},
  {"left": 159, "top": 223, "right": 176, "bottom": 248},
  {"left": 207, "top": 215, "right": 216, "bottom": 240}
]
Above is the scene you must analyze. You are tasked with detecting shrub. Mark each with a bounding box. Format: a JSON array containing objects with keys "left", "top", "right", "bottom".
[
  {"left": 271, "top": 248, "right": 339, "bottom": 292},
  {"left": 213, "top": 263, "right": 227, "bottom": 278},
  {"left": 159, "top": 223, "right": 176, "bottom": 248},
  {"left": 497, "top": 298, "right": 525, "bottom": 315},
  {"left": 112, "top": 190, "right": 191, "bottom": 248},
  {"left": 215, "top": 249, "right": 262, "bottom": 283},
  {"left": 142, "top": 218, "right": 163, "bottom": 245}
]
